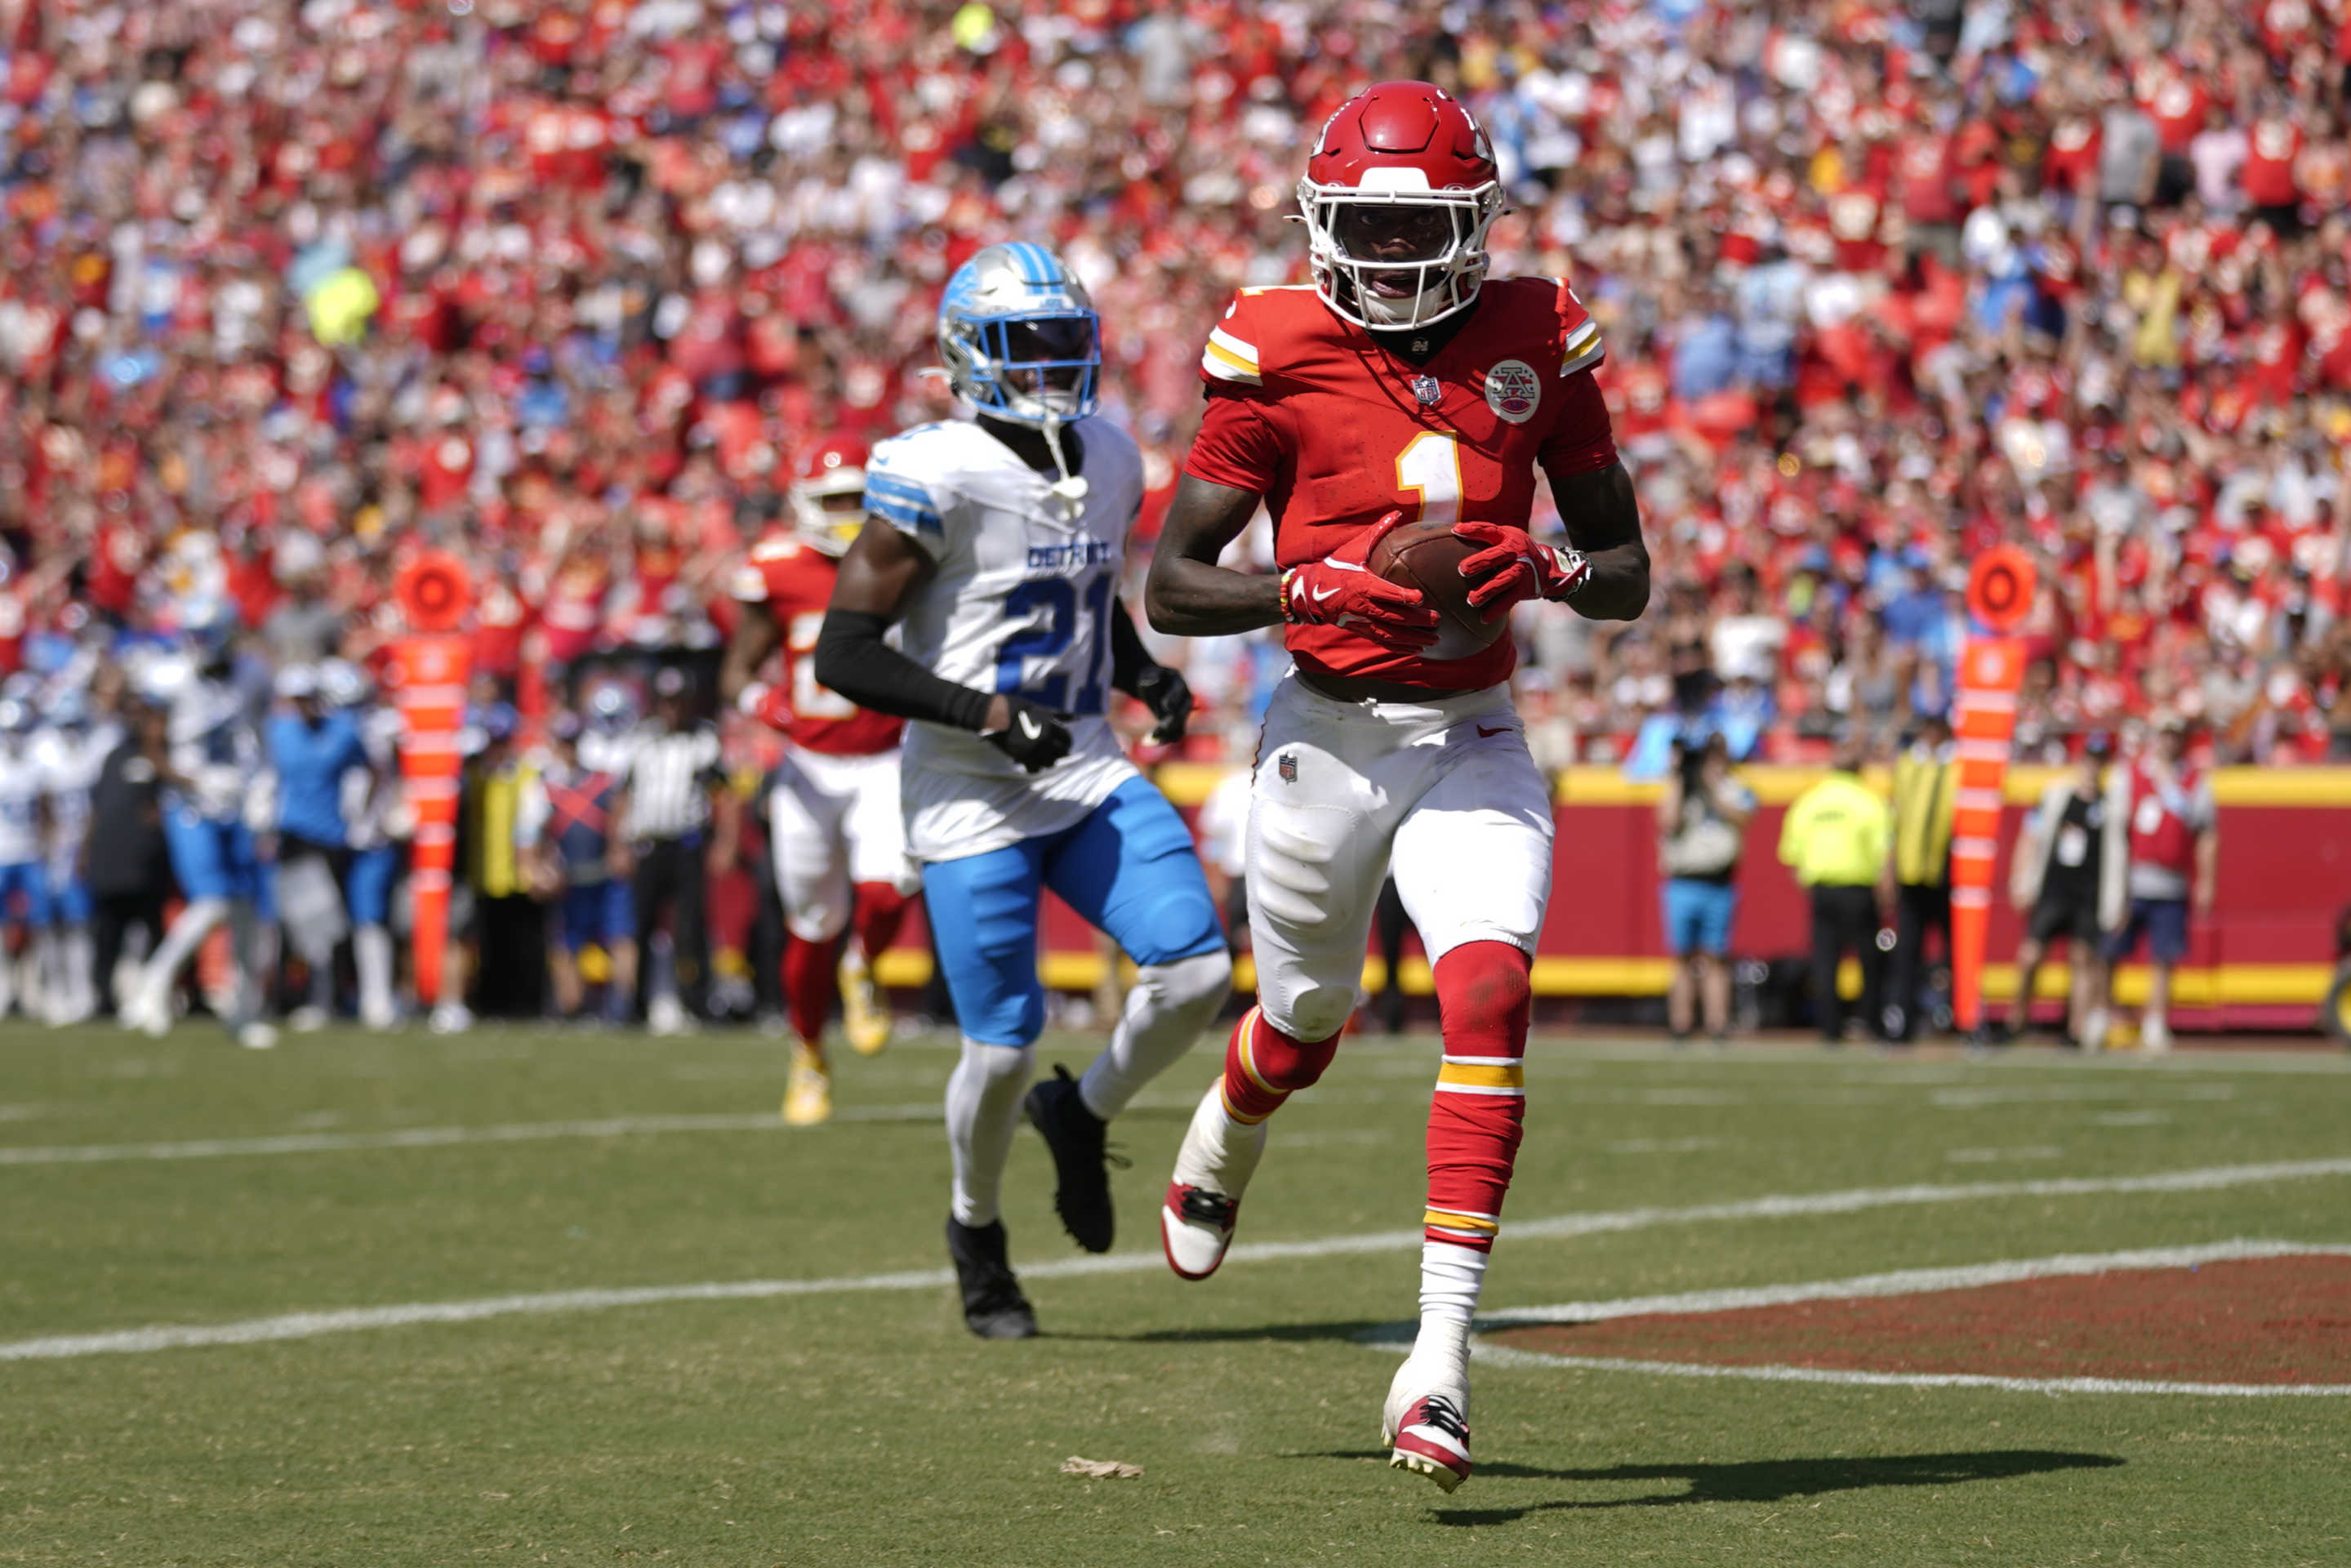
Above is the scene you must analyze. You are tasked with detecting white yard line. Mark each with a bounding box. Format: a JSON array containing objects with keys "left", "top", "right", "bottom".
[
  {"left": 0, "top": 1107, "right": 951, "bottom": 1165},
  {"left": 1479, "top": 1239, "right": 2351, "bottom": 1325},
  {"left": 5, "top": 1159, "right": 2350, "bottom": 1364},
  {"left": 1467, "top": 1347, "right": 2351, "bottom": 1398}
]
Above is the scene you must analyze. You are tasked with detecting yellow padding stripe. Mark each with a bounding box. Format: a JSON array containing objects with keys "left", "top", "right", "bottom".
[
  {"left": 1423, "top": 1209, "right": 1499, "bottom": 1235},
  {"left": 1437, "top": 1061, "right": 1525, "bottom": 1090}
]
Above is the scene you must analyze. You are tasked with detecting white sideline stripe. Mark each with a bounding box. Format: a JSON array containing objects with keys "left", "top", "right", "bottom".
[
  {"left": 0, "top": 1107, "right": 952, "bottom": 1165},
  {"left": 6, "top": 1159, "right": 2351, "bottom": 1363},
  {"left": 1469, "top": 1347, "right": 2351, "bottom": 1398},
  {"left": 1480, "top": 1240, "right": 2351, "bottom": 1326}
]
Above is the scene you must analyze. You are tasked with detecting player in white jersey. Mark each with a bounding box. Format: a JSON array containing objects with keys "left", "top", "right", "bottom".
[
  {"left": 322, "top": 660, "right": 403, "bottom": 1029},
  {"left": 813, "top": 242, "right": 1231, "bottom": 1338},
  {"left": 0, "top": 698, "right": 50, "bottom": 1019},
  {"left": 123, "top": 598, "right": 280, "bottom": 1049},
  {"left": 33, "top": 688, "right": 114, "bottom": 1023}
]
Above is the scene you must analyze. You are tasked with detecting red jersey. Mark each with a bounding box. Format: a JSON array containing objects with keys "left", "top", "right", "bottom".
[
  {"left": 1182, "top": 279, "right": 1618, "bottom": 692},
  {"left": 729, "top": 532, "right": 902, "bottom": 756}
]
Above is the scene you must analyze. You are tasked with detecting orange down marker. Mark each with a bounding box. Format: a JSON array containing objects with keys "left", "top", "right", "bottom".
[
  {"left": 388, "top": 552, "right": 474, "bottom": 1009},
  {"left": 1948, "top": 546, "right": 2035, "bottom": 1034}
]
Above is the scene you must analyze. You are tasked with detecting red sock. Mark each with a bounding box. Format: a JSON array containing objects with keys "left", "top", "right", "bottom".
[
  {"left": 781, "top": 933, "right": 835, "bottom": 1048},
  {"left": 851, "top": 883, "right": 911, "bottom": 961},
  {"left": 1218, "top": 1005, "right": 1341, "bottom": 1124},
  {"left": 1423, "top": 941, "right": 1532, "bottom": 1252}
]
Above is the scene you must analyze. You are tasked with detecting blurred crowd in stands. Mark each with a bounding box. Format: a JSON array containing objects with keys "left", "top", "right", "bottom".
[{"left": 5, "top": 0, "right": 2351, "bottom": 774}]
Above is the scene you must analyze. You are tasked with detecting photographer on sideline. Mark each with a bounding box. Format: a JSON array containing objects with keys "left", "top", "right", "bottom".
[{"left": 1657, "top": 733, "right": 1755, "bottom": 1042}]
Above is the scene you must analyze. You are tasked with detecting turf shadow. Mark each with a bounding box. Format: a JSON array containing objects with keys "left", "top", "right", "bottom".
[{"left": 1302, "top": 1449, "right": 2123, "bottom": 1524}]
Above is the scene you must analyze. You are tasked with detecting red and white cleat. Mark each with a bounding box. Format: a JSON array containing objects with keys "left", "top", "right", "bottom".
[
  {"left": 1159, "top": 1081, "right": 1269, "bottom": 1281},
  {"left": 1160, "top": 1182, "right": 1240, "bottom": 1280},
  {"left": 1383, "top": 1363, "right": 1472, "bottom": 1493}
]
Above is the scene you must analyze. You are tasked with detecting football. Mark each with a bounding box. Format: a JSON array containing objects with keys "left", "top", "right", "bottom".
[{"left": 1365, "top": 517, "right": 1520, "bottom": 662}]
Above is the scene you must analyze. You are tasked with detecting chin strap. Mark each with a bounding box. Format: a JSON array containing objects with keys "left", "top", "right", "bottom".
[{"left": 1041, "top": 412, "right": 1089, "bottom": 508}]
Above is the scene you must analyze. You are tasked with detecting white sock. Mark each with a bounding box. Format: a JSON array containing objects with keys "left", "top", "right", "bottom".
[
  {"left": 29, "top": 931, "right": 55, "bottom": 1017},
  {"left": 946, "top": 1035, "right": 1033, "bottom": 1227},
  {"left": 1170, "top": 1076, "right": 1270, "bottom": 1199},
  {"left": 1412, "top": 1241, "right": 1489, "bottom": 1380},
  {"left": 62, "top": 927, "right": 93, "bottom": 1018},
  {"left": 649, "top": 935, "right": 678, "bottom": 1009},
  {"left": 355, "top": 926, "right": 394, "bottom": 1022},
  {"left": 225, "top": 902, "right": 272, "bottom": 1025},
  {"left": 1079, "top": 950, "right": 1231, "bottom": 1120},
  {"left": 140, "top": 898, "right": 228, "bottom": 1004}
]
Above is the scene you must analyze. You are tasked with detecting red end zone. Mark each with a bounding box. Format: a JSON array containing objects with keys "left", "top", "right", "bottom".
[{"left": 1491, "top": 1255, "right": 2351, "bottom": 1388}]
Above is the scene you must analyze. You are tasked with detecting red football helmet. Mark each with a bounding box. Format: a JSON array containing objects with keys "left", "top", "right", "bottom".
[
  {"left": 1298, "top": 82, "right": 1503, "bottom": 330},
  {"left": 790, "top": 434, "right": 869, "bottom": 555}
]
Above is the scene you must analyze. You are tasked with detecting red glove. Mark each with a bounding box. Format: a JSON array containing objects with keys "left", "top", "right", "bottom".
[
  {"left": 1452, "top": 522, "right": 1592, "bottom": 621},
  {"left": 736, "top": 680, "right": 797, "bottom": 735},
  {"left": 1280, "top": 511, "right": 1440, "bottom": 650}
]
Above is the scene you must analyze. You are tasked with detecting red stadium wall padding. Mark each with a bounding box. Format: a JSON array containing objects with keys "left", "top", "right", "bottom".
[{"left": 872, "top": 784, "right": 2350, "bottom": 1033}]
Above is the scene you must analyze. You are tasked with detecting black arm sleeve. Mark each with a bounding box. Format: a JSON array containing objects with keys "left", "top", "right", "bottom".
[
  {"left": 813, "top": 609, "right": 995, "bottom": 732},
  {"left": 1108, "top": 595, "right": 1160, "bottom": 697}
]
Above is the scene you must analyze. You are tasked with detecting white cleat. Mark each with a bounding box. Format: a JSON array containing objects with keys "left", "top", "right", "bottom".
[
  {"left": 647, "top": 995, "right": 690, "bottom": 1037},
  {"left": 287, "top": 1005, "right": 330, "bottom": 1034},
  {"left": 1159, "top": 1080, "right": 1269, "bottom": 1281},
  {"left": 1383, "top": 1359, "right": 1473, "bottom": 1493},
  {"left": 428, "top": 1001, "right": 473, "bottom": 1036},
  {"left": 238, "top": 1021, "right": 279, "bottom": 1051},
  {"left": 2139, "top": 1018, "right": 2172, "bottom": 1055},
  {"left": 124, "top": 990, "right": 172, "bottom": 1039},
  {"left": 359, "top": 1000, "right": 399, "bottom": 1032}
]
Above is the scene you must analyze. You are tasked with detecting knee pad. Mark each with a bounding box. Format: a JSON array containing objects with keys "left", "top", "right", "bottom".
[
  {"left": 1433, "top": 941, "right": 1533, "bottom": 1052},
  {"left": 955, "top": 1036, "right": 1035, "bottom": 1092},
  {"left": 785, "top": 900, "right": 850, "bottom": 946},
  {"left": 1267, "top": 984, "right": 1355, "bottom": 1045},
  {"left": 1230, "top": 1007, "right": 1341, "bottom": 1096},
  {"left": 1137, "top": 949, "right": 1231, "bottom": 1017}
]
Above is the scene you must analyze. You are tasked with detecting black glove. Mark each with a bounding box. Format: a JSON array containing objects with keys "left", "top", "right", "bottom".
[
  {"left": 983, "top": 694, "right": 1074, "bottom": 773},
  {"left": 1127, "top": 665, "right": 1194, "bottom": 745}
]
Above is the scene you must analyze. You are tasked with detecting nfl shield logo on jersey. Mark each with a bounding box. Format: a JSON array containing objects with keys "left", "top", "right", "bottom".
[
  {"left": 1277, "top": 752, "right": 1298, "bottom": 784},
  {"left": 1409, "top": 375, "right": 1441, "bottom": 408},
  {"left": 1484, "top": 359, "right": 1541, "bottom": 424}
]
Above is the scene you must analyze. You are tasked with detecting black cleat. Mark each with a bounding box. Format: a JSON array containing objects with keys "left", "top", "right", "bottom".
[
  {"left": 946, "top": 1216, "right": 1037, "bottom": 1339},
  {"left": 1024, "top": 1063, "right": 1125, "bottom": 1254}
]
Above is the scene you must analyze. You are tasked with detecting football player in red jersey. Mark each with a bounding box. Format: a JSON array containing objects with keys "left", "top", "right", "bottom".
[
  {"left": 1144, "top": 82, "right": 1649, "bottom": 1493},
  {"left": 721, "top": 437, "right": 923, "bottom": 1126}
]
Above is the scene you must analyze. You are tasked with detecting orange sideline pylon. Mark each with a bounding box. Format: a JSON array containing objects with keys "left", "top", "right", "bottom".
[
  {"left": 389, "top": 553, "right": 474, "bottom": 1008},
  {"left": 1949, "top": 547, "right": 2035, "bottom": 1033}
]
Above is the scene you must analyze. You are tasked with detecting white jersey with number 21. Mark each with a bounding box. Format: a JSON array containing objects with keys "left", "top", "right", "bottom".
[{"left": 863, "top": 416, "right": 1143, "bottom": 863}]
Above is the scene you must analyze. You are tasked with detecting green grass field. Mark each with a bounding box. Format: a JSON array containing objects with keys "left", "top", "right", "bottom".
[{"left": 3, "top": 1021, "right": 2349, "bottom": 1566}]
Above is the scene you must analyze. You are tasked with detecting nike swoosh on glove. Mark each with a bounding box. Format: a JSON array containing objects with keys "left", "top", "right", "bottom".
[
  {"left": 1127, "top": 665, "right": 1195, "bottom": 745},
  {"left": 1451, "top": 521, "right": 1592, "bottom": 620},
  {"left": 984, "top": 694, "right": 1074, "bottom": 773},
  {"left": 1280, "top": 510, "right": 1440, "bottom": 650}
]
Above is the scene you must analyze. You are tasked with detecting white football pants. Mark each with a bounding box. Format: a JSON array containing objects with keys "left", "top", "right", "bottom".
[
  {"left": 768, "top": 746, "right": 919, "bottom": 944},
  {"left": 1245, "top": 675, "right": 1555, "bottom": 1042}
]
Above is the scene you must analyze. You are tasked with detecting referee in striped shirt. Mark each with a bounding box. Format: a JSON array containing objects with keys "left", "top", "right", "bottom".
[{"left": 625, "top": 668, "right": 736, "bottom": 1033}]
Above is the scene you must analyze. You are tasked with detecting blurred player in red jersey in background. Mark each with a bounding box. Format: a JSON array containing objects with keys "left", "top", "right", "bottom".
[
  {"left": 1144, "top": 82, "right": 1650, "bottom": 1494},
  {"left": 721, "top": 437, "right": 923, "bottom": 1126}
]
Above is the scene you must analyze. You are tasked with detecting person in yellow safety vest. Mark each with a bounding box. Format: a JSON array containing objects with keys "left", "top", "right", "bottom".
[
  {"left": 1779, "top": 736, "right": 1891, "bottom": 1044},
  {"left": 1881, "top": 710, "right": 1956, "bottom": 1041}
]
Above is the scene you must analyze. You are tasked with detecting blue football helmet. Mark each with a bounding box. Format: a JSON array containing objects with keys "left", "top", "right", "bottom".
[{"left": 937, "top": 243, "right": 1100, "bottom": 426}]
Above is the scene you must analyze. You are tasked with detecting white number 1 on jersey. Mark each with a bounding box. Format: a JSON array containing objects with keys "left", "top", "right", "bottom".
[
  {"left": 1396, "top": 432, "right": 1462, "bottom": 526},
  {"left": 788, "top": 612, "right": 858, "bottom": 719}
]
